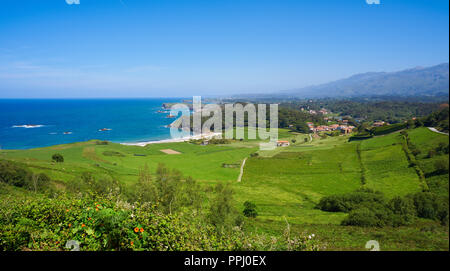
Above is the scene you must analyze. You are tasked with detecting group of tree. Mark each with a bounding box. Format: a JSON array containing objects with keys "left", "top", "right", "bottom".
[
  {"left": 279, "top": 99, "right": 444, "bottom": 124},
  {"left": 422, "top": 105, "right": 449, "bottom": 133},
  {"left": 317, "top": 188, "right": 449, "bottom": 227},
  {"left": 0, "top": 160, "right": 52, "bottom": 193}
]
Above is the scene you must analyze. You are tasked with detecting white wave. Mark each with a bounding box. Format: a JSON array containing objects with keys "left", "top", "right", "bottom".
[{"left": 12, "top": 125, "right": 44, "bottom": 129}]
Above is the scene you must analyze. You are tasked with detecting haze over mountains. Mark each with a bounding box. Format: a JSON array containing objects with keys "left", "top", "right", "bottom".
[
  {"left": 244, "top": 63, "right": 448, "bottom": 99},
  {"left": 286, "top": 63, "right": 449, "bottom": 98}
]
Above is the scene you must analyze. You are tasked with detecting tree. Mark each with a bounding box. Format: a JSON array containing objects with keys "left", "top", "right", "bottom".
[
  {"left": 134, "top": 164, "right": 158, "bottom": 204},
  {"left": 155, "top": 164, "right": 182, "bottom": 214},
  {"left": 208, "top": 184, "right": 236, "bottom": 230},
  {"left": 243, "top": 201, "right": 258, "bottom": 218},
  {"left": 30, "top": 173, "right": 51, "bottom": 193},
  {"left": 52, "top": 153, "right": 64, "bottom": 163},
  {"left": 295, "top": 122, "right": 310, "bottom": 134},
  {"left": 0, "top": 160, "right": 31, "bottom": 187}
]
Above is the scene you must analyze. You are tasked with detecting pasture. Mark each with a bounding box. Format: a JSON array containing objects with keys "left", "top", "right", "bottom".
[{"left": 1, "top": 127, "right": 448, "bottom": 250}]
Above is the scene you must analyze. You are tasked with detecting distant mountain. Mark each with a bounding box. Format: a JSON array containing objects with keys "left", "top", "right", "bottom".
[{"left": 282, "top": 63, "right": 449, "bottom": 98}]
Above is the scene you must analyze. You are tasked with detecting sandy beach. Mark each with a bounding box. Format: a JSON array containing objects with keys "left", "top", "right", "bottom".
[{"left": 121, "top": 132, "right": 222, "bottom": 147}]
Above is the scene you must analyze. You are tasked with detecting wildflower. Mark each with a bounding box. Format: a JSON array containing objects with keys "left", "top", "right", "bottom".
[
  {"left": 134, "top": 227, "right": 139, "bottom": 233},
  {"left": 96, "top": 208, "right": 99, "bottom": 211},
  {"left": 68, "top": 223, "right": 72, "bottom": 228},
  {"left": 82, "top": 224, "right": 86, "bottom": 228},
  {"left": 311, "top": 234, "right": 315, "bottom": 238},
  {"left": 130, "top": 214, "right": 135, "bottom": 218},
  {"left": 131, "top": 241, "right": 134, "bottom": 246},
  {"left": 308, "top": 235, "right": 312, "bottom": 239},
  {"left": 140, "top": 228, "right": 144, "bottom": 233},
  {"left": 88, "top": 217, "right": 92, "bottom": 221},
  {"left": 66, "top": 209, "right": 69, "bottom": 212}
]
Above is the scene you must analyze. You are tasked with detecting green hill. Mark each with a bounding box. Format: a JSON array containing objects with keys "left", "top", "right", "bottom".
[{"left": 0, "top": 127, "right": 448, "bottom": 251}]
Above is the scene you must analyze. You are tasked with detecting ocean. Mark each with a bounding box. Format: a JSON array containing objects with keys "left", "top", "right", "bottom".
[{"left": 0, "top": 98, "right": 184, "bottom": 149}]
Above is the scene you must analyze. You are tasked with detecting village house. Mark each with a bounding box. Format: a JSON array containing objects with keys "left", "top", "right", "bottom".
[
  {"left": 329, "top": 124, "right": 340, "bottom": 130},
  {"left": 277, "top": 140, "right": 290, "bottom": 147},
  {"left": 372, "top": 121, "right": 387, "bottom": 127},
  {"left": 337, "top": 125, "right": 355, "bottom": 134},
  {"left": 319, "top": 109, "right": 328, "bottom": 114}
]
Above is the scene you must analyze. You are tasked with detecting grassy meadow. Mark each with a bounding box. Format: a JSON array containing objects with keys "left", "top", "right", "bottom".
[{"left": 1, "top": 127, "right": 448, "bottom": 250}]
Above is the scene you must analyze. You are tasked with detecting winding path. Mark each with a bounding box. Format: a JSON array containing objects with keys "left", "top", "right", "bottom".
[
  {"left": 428, "top": 127, "right": 449, "bottom": 136},
  {"left": 237, "top": 158, "right": 247, "bottom": 182}
]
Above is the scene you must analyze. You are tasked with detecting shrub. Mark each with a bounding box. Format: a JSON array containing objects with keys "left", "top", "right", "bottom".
[
  {"left": 388, "top": 196, "right": 416, "bottom": 226},
  {"left": 409, "top": 192, "right": 438, "bottom": 220},
  {"left": 0, "top": 160, "right": 31, "bottom": 187},
  {"left": 434, "top": 159, "right": 449, "bottom": 174},
  {"left": 370, "top": 123, "right": 407, "bottom": 136},
  {"left": 102, "top": 151, "right": 125, "bottom": 157},
  {"left": 52, "top": 154, "right": 64, "bottom": 163},
  {"left": 209, "top": 138, "right": 231, "bottom": 144},
  {"left": 243, "top": 201, "right": 258, "bottom": 218},
  {"left": 341, "top": 207, "right": 383, "bottom": 227},
  {"left": 95, "top": 141, "right": 109, "bottom": 145},
  {"left": 208, "top": 184, "right": 238, "bottom": 230},
  {"left": 427, "top": 150, "right": 436, "bottom": 158},
  {"left": 316, "top": 188, "right": 385, "bottom": 213},
  {"left": 411, "top": 148, "right": 421, "bottom": 157}
]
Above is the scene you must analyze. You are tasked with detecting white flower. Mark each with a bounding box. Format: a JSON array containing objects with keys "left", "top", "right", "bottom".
[
  {"left": 312, "top": 234, "right": 315, "bottom": 237},
  {"left": 308, "top": 235, "right": 312, "bottom": 239},
  {"left": 130, "top": 214, "right": 135, "bottom": 218}
]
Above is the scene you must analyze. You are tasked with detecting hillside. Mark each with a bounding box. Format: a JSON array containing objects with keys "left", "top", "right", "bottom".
[
  {"left": 282, "top": 63, "right": 449, "bottom": 98},
  {"left": 1, "top": 125, "right": 448, "bottom": 251}
]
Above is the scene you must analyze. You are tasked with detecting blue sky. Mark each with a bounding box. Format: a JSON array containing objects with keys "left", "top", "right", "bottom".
[{"left": 0, "top": 0, "right": 448, "bottom": 98}]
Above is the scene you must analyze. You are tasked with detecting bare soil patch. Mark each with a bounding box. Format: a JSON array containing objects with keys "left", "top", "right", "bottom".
[{"left": 160, "top": 149, "right": 181, "bottom": 155}]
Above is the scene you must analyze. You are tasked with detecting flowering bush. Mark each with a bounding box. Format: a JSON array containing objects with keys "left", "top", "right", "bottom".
[{"left": 0, "top": 194, "right": 321, "bottom": 251}]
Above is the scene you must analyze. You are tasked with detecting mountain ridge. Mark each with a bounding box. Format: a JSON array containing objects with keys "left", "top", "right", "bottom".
[{"left": 280, "top": 63, "right": 449, "bottom": 98}]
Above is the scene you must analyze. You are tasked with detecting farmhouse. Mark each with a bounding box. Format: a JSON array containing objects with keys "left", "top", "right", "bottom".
[
  {"left": 319, "top": 108, "right": 328, "bottom": 114},
  {"left": 338, "top": 125, "right": 355, "bottom": 134},
  {"left": 373, "top": 121, "right": 387, "bottom": 127},
  {"left": 329, "top": 124, "right": 340, "bottom": 130},
  {"left": 277, "top": 140, "right": 290, "bottom": 147}
]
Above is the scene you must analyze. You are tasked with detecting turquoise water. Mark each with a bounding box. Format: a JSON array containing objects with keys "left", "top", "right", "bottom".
[{"left": 0, "top": 99, "right": 184, "bottom": 149}]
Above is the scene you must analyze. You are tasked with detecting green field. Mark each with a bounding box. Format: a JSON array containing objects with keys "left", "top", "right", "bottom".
[{"left": 1, "top": 127, "right": 448, "bottom": 250}]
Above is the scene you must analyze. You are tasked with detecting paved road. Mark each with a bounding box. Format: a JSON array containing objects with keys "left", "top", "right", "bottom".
[
  {"left": 428, "top": 127, "right": 449, "bottom": 136},
  {"left": 237, "top": 158, "right": 247, "bottom": 182}
]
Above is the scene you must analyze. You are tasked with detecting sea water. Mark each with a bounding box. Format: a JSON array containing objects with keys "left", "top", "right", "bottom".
[{"left": 0, "top": 98, "right": 184, "bottom": 149}]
